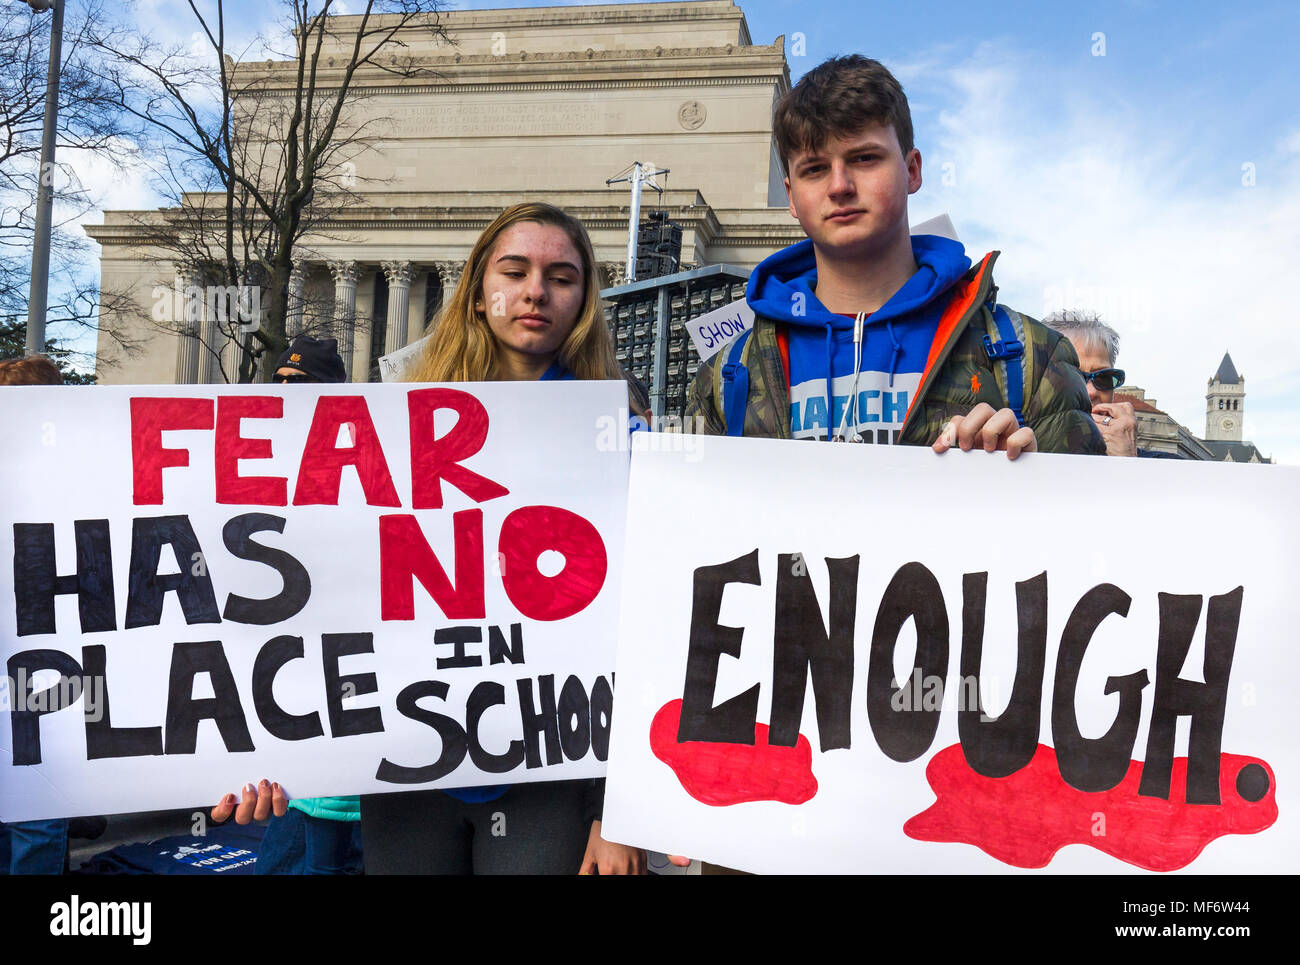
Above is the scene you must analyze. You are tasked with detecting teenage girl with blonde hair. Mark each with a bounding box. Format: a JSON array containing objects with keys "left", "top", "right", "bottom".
[{"left": 218, "top": 203, "right": 645, "bottom": 874}]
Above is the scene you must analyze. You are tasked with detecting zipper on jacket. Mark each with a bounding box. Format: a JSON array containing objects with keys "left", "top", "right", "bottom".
[{"left": 899, "top": 251, "right": 1000, "bottom": 439}]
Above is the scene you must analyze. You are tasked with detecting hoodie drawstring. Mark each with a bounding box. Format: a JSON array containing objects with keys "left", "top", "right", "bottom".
[
  {"left": 885, "top": 317, "right": 902, "bottom": 387},
  {"left": 834, "top": 312, "right": 867, "bottom": 442}
]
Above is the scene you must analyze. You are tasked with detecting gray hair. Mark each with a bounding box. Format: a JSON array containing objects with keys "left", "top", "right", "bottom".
[{"left": 1042, "top": 309, "right": 1120, "bottom": 366}]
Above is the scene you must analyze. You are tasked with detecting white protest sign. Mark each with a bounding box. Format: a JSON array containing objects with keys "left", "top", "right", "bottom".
[
  {"left": 378, "top": 336, "right": 428, "bottom": 382},
  {"left": 0, "top": 381, "right": 627, "bottom": 822},
  {"left": 686, "top": 300, "right": 755, "bottom": 362},
  {"left": 910, "top": 213, "right": 960, "bottom": 242},
  {"left": 604, "top": 434, "right": 1300, "bottom": 873}
]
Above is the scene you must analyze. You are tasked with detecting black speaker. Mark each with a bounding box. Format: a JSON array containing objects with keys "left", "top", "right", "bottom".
[{"left": 634, "top": 210, "right": 683, "bottom": 280}]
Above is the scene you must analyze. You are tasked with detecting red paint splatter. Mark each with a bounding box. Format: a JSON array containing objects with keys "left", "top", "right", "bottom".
[
  {"left": 904, "top": 743, "right": 1277, "bottom": 871},
  {"left": 649, "top": 699, "right": 818, "bottom": 806}
]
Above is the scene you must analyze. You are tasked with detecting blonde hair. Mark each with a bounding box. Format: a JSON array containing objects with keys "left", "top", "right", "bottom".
[{"left": 407, "top": 202, "right": 620, "bottom": 383}]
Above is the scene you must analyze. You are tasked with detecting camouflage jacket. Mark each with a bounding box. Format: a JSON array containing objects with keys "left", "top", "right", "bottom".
[{"left": 686, "top": 252, "right": 1104, "bottom": 455}]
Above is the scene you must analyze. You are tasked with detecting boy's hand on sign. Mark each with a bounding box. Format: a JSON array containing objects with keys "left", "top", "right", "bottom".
[
  {"left": 210, "top": 779, "right": 289, "bottom": 825},
  {"left": 1091, "top": 401, "right": 1137, "bottom": 458},
  {"left": 932, "top": 403, "right": 1037, "bottom": 460},
  {"left": 578, "top": 821, "right": 647, "bottom": 875}
]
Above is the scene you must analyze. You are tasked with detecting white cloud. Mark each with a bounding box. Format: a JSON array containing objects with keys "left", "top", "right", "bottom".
[
  {"left": 64, "top": 140, "right": 167, "bottom": 234},
  {"left": 188, "top": 29, "right": 211, "bottom": 60},
  {"left": 30, "top": 141, "right": 167, "bottom": 363},
  {"left": 908, "top": 43, "right": 1300, "bottom": 464},
  {"left": 126, "top": 0, "right": 211, "bottom": 47}
]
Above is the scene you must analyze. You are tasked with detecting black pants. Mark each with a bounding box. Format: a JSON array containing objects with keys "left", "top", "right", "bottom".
[{"left": 360, "top": 781, "right": 597, "bottom": 875}]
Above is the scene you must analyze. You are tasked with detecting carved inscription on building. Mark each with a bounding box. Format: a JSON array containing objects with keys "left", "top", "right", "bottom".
[{"left": 388, "top": 101, "right": 622, "bottom": 136}]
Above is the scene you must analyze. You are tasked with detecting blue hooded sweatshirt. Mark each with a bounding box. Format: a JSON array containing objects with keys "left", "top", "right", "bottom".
[{"left": 746, "top": 234, "right": 972, "bottom": 442}]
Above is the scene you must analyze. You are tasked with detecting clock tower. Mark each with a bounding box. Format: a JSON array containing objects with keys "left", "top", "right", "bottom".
[{"left": 1205, "top": 352, "right": 1244, "bottom": 442}]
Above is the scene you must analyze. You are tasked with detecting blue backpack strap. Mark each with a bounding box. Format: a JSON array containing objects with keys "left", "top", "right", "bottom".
[
  {"left": 982, "top": 304, "right": 1026, "bottom": 427},
  {"left": 720, "top": 327, "right": 754, "bottom": 437}
]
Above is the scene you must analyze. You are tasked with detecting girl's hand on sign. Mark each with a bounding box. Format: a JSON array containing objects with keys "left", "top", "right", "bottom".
[
  {"left": 210, "top": 779, "right": 289, "bottom": 825},
  {"left": 578, "top": 821, "right": 647, "bottom": 875},
  {"left": 932, "top": 403, "right": 1037, "bottom": 460}
]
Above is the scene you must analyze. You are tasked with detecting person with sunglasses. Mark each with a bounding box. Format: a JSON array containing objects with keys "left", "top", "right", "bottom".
[
  {"left": 272, "top": 335, "right": 349, "bottom": 384},
  {"left": 1043, "top": 311, "right": 1136, "bottom": 457}
]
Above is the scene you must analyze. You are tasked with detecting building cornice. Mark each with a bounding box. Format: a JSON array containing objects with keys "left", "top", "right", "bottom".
[
  {"left": 238, "top": 42, "right": 788, "bottom": 92},
  {"left": 338, "top": 72, "right": 785, "bottom": 97},
  {"left": 87, "top": 196, "right": 803, "bottom": 252},
  {"left": 319, "top": 2, "right": 748, "bottom": 36}
]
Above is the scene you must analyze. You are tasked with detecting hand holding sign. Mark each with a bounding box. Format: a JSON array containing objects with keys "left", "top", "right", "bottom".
[
  {"left": 932, "top": 403, "right": 1037, "bottom": 459},
  {"left": 578, "top": 820, "right": 647, "bottom": 875},
  {"left": 211, "top": 780, "right": 288, "bottom": 825}
]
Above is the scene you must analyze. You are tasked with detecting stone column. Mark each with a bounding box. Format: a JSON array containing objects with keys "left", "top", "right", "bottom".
[
  {"left": 434, "top": 260, "right": 464, "bottom": 327},
  {"left": 198, "top": 273, "right": 225, "bottom": 384},
  {"left": 286, "top": 261, "right": 307, "bottom": 339},
  {"left": 329, "top": 260, "right": 359, "bottom": 378},
  {"left": 173, "top": 269, "right": 202, "bottom": 384},
  {"left": 382, "top": 261, "right": 416, "bottom": 353},
  {"left": 231, "top": 263, "right": 274, "bottom": 383},
  {"left": 222, "top": 330, "right": 244, "bottom": 384}
]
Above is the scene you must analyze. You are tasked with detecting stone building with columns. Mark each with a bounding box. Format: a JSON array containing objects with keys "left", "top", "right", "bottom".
[{"left": 87, "top": 1, "right": 802, "bottom": 384}]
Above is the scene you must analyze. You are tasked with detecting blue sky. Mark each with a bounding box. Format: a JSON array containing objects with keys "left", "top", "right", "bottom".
[{"left": 75, "top": 0, "right": 1300, "bottom": 461}]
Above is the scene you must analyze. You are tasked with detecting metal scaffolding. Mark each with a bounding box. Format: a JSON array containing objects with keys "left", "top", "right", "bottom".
[{"left": 601, "top": 264, "right": 750, "bottom": 420}]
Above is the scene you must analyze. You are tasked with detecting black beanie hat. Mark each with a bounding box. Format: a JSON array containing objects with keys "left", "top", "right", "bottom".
[{"left": 274, "top": 336, "right": 348, "bottom": 383}]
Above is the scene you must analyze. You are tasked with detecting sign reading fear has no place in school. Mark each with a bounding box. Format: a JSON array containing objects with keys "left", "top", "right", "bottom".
[
  {"left": 603, "top": 434, "right": 1300, "bottom": 874},
  {"left": 0, "top": 382, "right": 629, "bottom": 822}
]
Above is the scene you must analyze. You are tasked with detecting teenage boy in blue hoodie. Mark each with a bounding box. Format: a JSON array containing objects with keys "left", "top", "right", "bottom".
[{"left": 687, "top": 55, "right": 1102, "bottom": 458}]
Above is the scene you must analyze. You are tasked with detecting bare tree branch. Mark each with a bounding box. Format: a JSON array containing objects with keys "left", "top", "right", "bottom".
[
  {"left": 85, "top": 1, "right": 451, "bottom": 382},
  {"left": 0, "top": 0, "right": 143, "bottom": 372}
]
